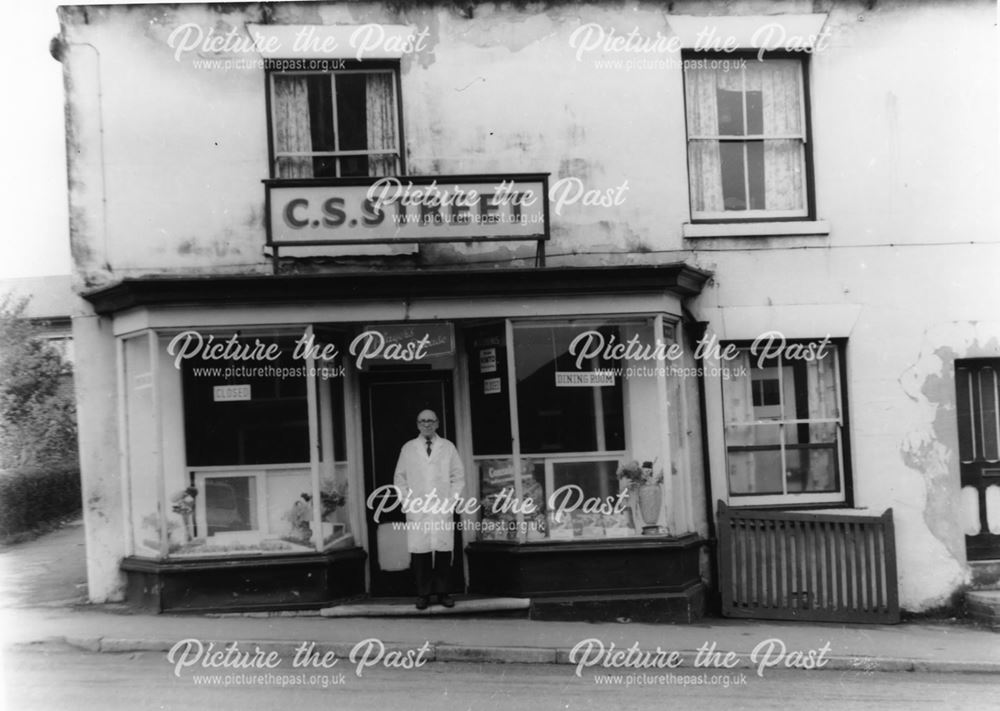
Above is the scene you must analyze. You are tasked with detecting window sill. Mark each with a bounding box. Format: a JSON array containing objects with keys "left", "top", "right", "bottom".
[{"left": 682, "top": 220, "right": 830, "bottom": 239}]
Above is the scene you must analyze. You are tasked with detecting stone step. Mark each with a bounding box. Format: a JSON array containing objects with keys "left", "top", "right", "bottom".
[
  {"left": 319, "top": 596, "right": 530, "bottom": 617},
  {"left": 965, "top": 590, "right": 1000, "bottom": 630}
]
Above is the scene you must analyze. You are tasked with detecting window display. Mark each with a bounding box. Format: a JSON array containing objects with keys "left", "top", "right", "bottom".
[
  {"left": 124, "top": 330, "right": 354, "bottom": 559},
  {"left": 467, "top": 319, "right": 676, "bottom": 541}
]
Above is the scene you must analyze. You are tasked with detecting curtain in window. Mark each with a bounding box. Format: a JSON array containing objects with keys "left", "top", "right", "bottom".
[
  {"left": 806, "top": 352, "right": 838, "bottom": 490},
  {"left": 366, "top": 73, "right": 398, "bottom": 176},
  {"left": 722, "top": 351, "right": 758, "bottom": 492},
  {"left": 685, "top": 68, "right": 734, "bottom": 213},
  {"left": 747, "top": 60, "right": 804, "bottom": 211},
  {"left": 273, "top": 75, "right": 314, "bottom": 179},
  {"left": 685, "top": 61, "right": 804, "bottom": 213}
]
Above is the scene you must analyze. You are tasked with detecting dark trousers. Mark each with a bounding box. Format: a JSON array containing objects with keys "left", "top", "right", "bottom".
[{"left": 411, "top": 551, "right": 451, "bottom": 598}]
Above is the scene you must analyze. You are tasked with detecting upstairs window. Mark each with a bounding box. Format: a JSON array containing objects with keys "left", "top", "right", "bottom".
[
  {"left": 269, "top": 65, "right": 402, "bottom": 179},
  {"left": 684, "top": 56, "right": 810, "bottom": 220}
]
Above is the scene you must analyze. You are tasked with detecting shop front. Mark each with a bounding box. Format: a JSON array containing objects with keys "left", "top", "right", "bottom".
[{"left": 87, "top": 265, "right": 711, "bottom": 620}]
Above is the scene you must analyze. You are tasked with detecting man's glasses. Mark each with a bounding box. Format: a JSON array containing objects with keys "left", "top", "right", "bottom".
[{"left": 417, "top": 419, "right": 438, "bottom": 424}]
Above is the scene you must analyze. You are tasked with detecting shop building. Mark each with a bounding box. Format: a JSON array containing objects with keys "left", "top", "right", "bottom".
[{"left": 57, "top": 1, "right": 999, "bottom": 619}]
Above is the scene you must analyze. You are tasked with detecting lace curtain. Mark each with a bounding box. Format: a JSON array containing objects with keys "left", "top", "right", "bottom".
[
  {"left": 273, "top": 75, "right": 314, "bottom": 179},
  {"left": 722, "top": 349, "right": 840, "bottom": 495},
  {"left": 686, "top": 59, "right": 805, "bottom": 213},
  {"left": 366, "top": 72, "right": 399, "bottom": 176},
  {"left": 273, "top": 72, "right": 398, "bottom": 178}
]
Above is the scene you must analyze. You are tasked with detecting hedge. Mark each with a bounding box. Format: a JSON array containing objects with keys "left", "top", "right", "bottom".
[{"left": 0, "top": 466, "right": 81, "bottom": 539}]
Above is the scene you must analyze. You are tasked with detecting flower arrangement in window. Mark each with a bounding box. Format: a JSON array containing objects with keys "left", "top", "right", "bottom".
[
  {"left": 284, "top": 482, "right": 348, "bottom": 544},
  {"left": 617, "top": 459, "right": 665, "bottom": 534},
  {"left": 616, "top": 459, "right": 664, "bottom": 488}
]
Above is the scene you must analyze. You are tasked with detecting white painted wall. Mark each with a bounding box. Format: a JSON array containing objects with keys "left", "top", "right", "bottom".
[{"left": 59, "top": 0, "right": 999, "bottom": 609}]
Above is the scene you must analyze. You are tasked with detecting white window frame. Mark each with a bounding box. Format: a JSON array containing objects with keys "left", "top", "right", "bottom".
[
  {"left": 684, "top": 56, "right": 809, "bottom": 222},
  {"left": 724, "top": 344, "right": 847, "bottom": 508}
]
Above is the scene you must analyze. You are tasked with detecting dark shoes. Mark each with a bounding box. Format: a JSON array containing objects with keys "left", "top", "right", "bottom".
[{"left": 415, "top": 594, "right": 454, "bottom": 609}]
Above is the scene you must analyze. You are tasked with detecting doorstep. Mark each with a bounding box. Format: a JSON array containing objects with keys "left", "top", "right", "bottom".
[{"left": 320, "top": 596, "right": 531, "bottom": 617}]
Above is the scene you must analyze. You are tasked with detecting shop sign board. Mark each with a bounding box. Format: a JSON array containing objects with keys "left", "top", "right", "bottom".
[
  {"left": 266, "top": 174, "right": 549, "bottom": 247},
  {"left": 355, "top": 322, "right": 454, "bottom": 367}
]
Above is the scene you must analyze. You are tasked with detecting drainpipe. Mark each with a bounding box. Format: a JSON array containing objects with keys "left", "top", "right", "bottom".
[{"left": 682, "top": 308, "right": 722, "bottom": 616}]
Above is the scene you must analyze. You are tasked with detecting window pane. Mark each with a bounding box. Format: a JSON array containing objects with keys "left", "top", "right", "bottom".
[
  {"left": 746, "top": 89, "right": 764, "bottom": 135},
  {"left": 744, "top": 59, "right": 802, "bottom": 135},
  {"left": 182, "top": 335, "right": 309, "bottom": 466},
  {"left": 746, "top": 141, "right": 766, "bottom": 209},
  {"left": 688, "top": 140, "right": 723, "bottom": 213},
  {"left": 762, "top": 139, "right": 805, "bottom": 211},
  {"left": 548, "top": 460, "right": 627, "bottom": 539},
  {"left": 272, "top": 75, "right": 315, "bottom": 179},
  {"left": 552, "top": 460, "right": 618, "bottom": 500},
  {"left": 719, "top": 141, "right": 747, "bottom": 211},
  {"left": 980, "top": 368, "right": 999, "bottom": 461},
  {"left": 514, "top": 324, "right": 625, "bottom": 454},
  {"left": 728, "top": 448, "right": 784, "bottom": 495},
  {"left": 305, "top": 75, "right": 338, "bottom": 178},
  {"left": 465, "top": 324, "right": 512, "bottom": 456},
  {"left": 956, "top": 367, "right": 974, "bottom": 460},
  {"left": 477, "top": 458, "right": 546, "bottom": 541},
  {"left": 716, "top": 88, "right": 744, "bottom": 135},
  {"left": 335, "top": 73, "right": 370, "bottom": 176},
  {"left": 786, "top": 446, "right": 839, "bottom": 493},
  {"left": 205, "top": 476, "right": 257, "bottom": 535},
  {"left": 306, "top": 75, "right": 336, "bottom": 151}
]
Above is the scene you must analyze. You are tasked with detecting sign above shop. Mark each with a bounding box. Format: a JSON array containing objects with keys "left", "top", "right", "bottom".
[
  {"left": 354, "top": 323, "right": 455, "bottom": 368},
  {"left": 265, "top": 174, "right": 550, "bottom": 260}
]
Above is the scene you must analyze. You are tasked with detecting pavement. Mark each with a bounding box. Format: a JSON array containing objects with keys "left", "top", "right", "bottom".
[{"left": 1, "top": 518, "right": 998, "bottom": 676}]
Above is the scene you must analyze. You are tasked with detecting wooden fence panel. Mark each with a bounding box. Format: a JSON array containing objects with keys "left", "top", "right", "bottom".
[{"left": 717, "top": 502, "right": 900, "bottom": 623}]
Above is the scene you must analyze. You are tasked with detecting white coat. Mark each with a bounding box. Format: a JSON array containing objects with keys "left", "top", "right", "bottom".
[{"left": 393, "top": 435, "right": 465, "bottom": 553}]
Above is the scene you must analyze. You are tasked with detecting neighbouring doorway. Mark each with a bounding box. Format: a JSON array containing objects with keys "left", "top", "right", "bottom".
[
  {"left": 360, "top": 370, "right": 465, "bottom": 596},
  {"left": 956, "top": 358, "right": 1000, "bottom": 560}
]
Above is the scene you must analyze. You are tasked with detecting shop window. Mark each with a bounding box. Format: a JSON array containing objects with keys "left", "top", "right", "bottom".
[
  {"left": 270, "top": 65, "right": 401, "bottom": 179},
  {"left": 470, "top": 321, "right": 641, "bottom": 542},
  {"left": 684, "top": 55, "right": 810, "bottom": 220},
  {"left": 721, "top": 340, "right": 848, "bottom": 506},
  {"left": 160, "top": 332, "right": 353, "bottom": 557},
  {"left": 513, "top": 323, "right": 625, "bottom": 454}
]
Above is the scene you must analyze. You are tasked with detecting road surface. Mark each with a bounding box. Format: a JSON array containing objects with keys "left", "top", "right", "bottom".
[{"left": 3, "top": 641, "right": 998, "bottom": 711}]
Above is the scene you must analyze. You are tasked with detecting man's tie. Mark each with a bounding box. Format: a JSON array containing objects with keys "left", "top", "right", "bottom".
[{"left": 425, "top": 437, "right": 433, "bottom": 456}]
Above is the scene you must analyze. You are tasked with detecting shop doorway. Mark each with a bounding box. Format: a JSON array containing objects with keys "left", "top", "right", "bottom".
[{"left": 360, "top": 371, "right": 465, "bottom": 597}]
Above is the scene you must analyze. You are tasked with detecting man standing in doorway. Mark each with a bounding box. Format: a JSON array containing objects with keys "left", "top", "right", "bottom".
[{"left": 394, "top": 409, "right": 465, "bottom": 610}]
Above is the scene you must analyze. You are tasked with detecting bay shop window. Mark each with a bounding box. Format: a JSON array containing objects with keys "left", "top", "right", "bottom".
[
  {"left": 465, "top": 318, "right": 694, "bottom": 542},
  {"left": 120, "top": 329, "right": 354, "bottom": 559}
]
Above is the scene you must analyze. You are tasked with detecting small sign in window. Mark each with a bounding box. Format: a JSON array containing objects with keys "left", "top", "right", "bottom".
[
  {"left": 213, "top": 384, "right": 251, "bottom": 402},
  {"left": 479, "top": 348, "right": 497, "bottom": 373},
  {"left": 483, "top": 377, "right": 502, "bottom": 395},
  {"left": 555, "top": 371, "right": 616, "bottom": 387}
]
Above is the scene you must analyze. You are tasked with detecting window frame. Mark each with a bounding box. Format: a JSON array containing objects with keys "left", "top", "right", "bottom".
[
  {"left": 681, "top": 50, "right": 817, "bottom": 224},
  {"left": 264, "top": 59, "right": 406, "bottom": 180},
  {"left": 721, "top": 337, "right": 852, "bottom": 509}
]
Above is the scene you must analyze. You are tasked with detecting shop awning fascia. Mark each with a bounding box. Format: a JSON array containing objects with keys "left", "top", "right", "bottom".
[{"left": 81, "top": 264, "right": 712, "bottom": 316}]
